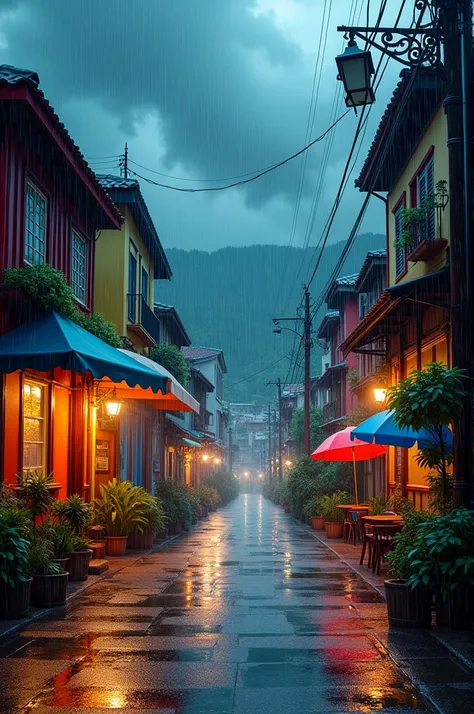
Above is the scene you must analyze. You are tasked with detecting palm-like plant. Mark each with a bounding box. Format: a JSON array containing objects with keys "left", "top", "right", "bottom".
[
  {"left": 16, "top": 470, "right": 54, "bottom": 520},
  {"left": 52, "top": 495, "right": 91, "bottom": 534},
  {"left": 93, "top": 479, "right": 150, "bottom": 537}
]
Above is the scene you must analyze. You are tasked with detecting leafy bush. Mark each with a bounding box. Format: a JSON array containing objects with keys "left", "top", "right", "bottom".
[
  {"left": 185, "top": 487, "right": 202, "bottom": 521},
  {"left": 52, "top": 494, "right": 92, "bottom": 534},
  {"left": 93, "top": 478, "right": 150, "bottom": 536},
  {"left": 203, "top": 468, "right": 238, "bottom": 505},
  {"left": 386, "top": 510, "right": 433, "bottom": 581},
  {"left": 3, "top": 264, "right": 122, "bottom": 347},
  {"left": 155, "top": 480, "right": 193, "bottom": 529},
  {"left": 0, "top": 505, "right": 33, "bottom": 538},
  {"left": 0, "top": 515, "right": 30, "bottom": 587},
  {"left": 284, "top": 456, "right": 352, "bottom": 520},
  {"left": 318, "top": 491, "right": 350, "bottom": 522},
  {"left": 149, "top": 344, "right": 189, "bottom": 387},
  {"left": 368, "top": 494, "right": 389, "bottom": 515},
  {"left": 70, "top": 535, "right": 91, "bottom": 552},
  {"left": 36, "top": 521, "right": 74, "bottom": 559},
  {"left": 290, "top": 407, "right": 325, "bottom": 452},
  {"left": 196, "top": 484, "right": 220, "bottom": 510},
  {"left": 407, "top": 508, "right": 474, "bottom": 600},
  {"left": 302, "top": 495, "right": 323, "bottom": 521}
]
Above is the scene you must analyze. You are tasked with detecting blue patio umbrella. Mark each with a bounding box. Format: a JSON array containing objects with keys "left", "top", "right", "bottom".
[{"left": 351, "top": 409, "right": 453, "bottom": 450}]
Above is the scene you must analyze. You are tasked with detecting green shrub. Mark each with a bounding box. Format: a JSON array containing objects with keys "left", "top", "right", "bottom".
[
  {"left": 0, "top": 514, "right": 30, "bottom": 587},
  {"left": 318, "top": 491, "right": 350, "bottom": 522},
  {"left": 285, "top": 456, "right": 352, "bottom": 520},
  {"left": 93, "top": 478, "right": 150, "bottom": 536},
  {"left": 52, "top": 494, "right": 92, "bottom": 534},
  {"left": 185, "top": 487, "right": 202, "bottom": 521},
  {"left": 16, "top": 470, "right": 55, "bottom": 521},
  {"left": 36, "top": 521, "right": 74, "bottom": 559},
  {"left": 196, "top": 484, "right": 220, "bottom": 509},
  {"left": 27, "top": 537, "right": 61, "bottom": 576},
  {"left": 203, "top": 468, "right": 238, "bottom": 505},
  {"left": 155, "top": 480, "right": 193, "bottom": 529},
  {"left": 386, "top": 510, "right": 434, "bottom": 580},
  {"left": 149, "top": 344, "right": 189, "bottom": 387}
]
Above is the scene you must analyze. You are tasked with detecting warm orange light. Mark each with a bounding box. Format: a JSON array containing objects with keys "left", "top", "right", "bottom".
[
  {"left": 373, "top": 388, "right": 387, "bottom": 403},
  {"left": 258, "top": 473, "right": 263, "bottom": 479},
  {"left": 285, "top": 460, "right": 293, "bottom": 467},
  {"left": 105, "top": 389, "right": 124, "bottom": 417},
  {"left": 202, "top": 454, "right": 209, "bottom": 462},
  {"left": 214, "top": 457, "right": 221, "bottom": 465}
]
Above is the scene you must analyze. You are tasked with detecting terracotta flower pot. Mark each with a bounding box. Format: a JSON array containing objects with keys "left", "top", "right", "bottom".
[
  {"left": 325, "top": 521, "right": 343, "bottom": 539},
  {"left": 168, "top": 522, "right": 182, "bottom": 535},
  {"left": 68, "top": 550, "right": 92, "bottom": 581},
  {"left": 311, "top": 515, "right": 325, "bottom": 531},
  {"left": 31, "top": 572, "right": 69, "bottom": 608},
  {"left": 89, "top": 541, "right": 106, "bottom": 559},
  {"left": 127, "top": 531, "right": 154, "bottom": 550},
  {"left": 105, "top": 536, "right": 128, "bottom": 557},
  {"left": 385, "top": 580, "right": 432, "bottom": 628},
  {"left": 0, "top": 578, "right": 32, "bottom": 620}
]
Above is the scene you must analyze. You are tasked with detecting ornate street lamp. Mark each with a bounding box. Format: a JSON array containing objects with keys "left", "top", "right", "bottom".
[
  {"left": 336, "top": 37, "right": 375, "bottom": 109},
  {"left": 104, "top": 389, "right": 124, "bottom": 417},
  {"left": 373, "top": 388, "right": 387, "bottom": 404}
]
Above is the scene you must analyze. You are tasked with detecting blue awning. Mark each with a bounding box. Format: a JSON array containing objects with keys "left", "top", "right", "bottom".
[
  {"left": 351, "top": 409, "right": 453, "bottom": 450},
  {"left": 0, "top": 311, "right": 168, "bottom": 393},
  {"left": 181, "top": 438, "right": 202, "bottom": 448}
]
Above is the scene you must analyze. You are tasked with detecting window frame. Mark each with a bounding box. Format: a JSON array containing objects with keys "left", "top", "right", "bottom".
[
  {"left": 24, "top": 181, "right": 47, "bottom": 266},
  {"left": 22, "top": 379, "right": 48, "bottom": 473},
  {"left": 71, "top": 229, "right": 88, "bottom": 306},
  {"left": 393, "top": 192, "right": 407, "bottom": 281}
]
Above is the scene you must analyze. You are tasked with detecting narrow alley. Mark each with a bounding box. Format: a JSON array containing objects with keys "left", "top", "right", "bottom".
[{"left": 0, "top": 495, "right": 470, "bottom": 714}]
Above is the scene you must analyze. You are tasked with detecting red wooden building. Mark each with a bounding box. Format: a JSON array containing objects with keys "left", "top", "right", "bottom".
[{"left": 0, "top": 65, "right": 122, "bottom": 497}]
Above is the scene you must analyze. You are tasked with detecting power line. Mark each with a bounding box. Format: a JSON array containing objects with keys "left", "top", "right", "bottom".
[
  {"left": 225, "top": 353, "right": 291, "bottom": 389},
  {"left": 124, "top": 112, "right": 349, "bottom": 193}
]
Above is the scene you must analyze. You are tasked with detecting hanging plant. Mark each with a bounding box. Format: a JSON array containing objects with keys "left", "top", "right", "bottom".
[
  {"left": 3, "top": 264, "right": 122, "bottom": 348},
  {"left": 394, "top": 180, "right": 449, "bottom": 249}
]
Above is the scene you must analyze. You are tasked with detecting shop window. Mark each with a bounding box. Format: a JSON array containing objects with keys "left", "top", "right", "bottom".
[{"left": 22, "top": 381, "right": 47, "bottom": 471}]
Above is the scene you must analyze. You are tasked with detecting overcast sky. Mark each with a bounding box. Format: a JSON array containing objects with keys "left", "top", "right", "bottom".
[{"left": 0, "top": 0, "right": 409, "bottom": 255}]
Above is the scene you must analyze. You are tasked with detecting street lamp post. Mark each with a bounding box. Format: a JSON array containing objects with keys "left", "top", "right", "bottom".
[{"left": 335, "top": 0, "right": 473, "bottom": 507}]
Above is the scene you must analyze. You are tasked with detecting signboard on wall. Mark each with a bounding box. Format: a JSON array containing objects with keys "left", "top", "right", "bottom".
[{"left": 96, "top": 439, "right": 110, "bottom": 472}]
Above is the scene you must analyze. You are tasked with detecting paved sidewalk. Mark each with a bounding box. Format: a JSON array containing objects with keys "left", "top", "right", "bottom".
[{"left": 0, "top": 495, "right": 472, "bottom": 713}]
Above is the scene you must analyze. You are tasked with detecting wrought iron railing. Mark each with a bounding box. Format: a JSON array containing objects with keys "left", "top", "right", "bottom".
[{"left": 322, "top": 400, "right": 340, "bottom": 423}]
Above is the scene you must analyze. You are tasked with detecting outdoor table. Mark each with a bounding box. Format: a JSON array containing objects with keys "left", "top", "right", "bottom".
[
  {"left": 362, "top": 515, "right": 404, "bottom": 525},
  {"left": 338, "top": 505, "right": 370, "bottom": 542}
]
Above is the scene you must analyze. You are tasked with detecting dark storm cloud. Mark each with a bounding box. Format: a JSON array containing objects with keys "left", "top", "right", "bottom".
[{"left": 0, "top": 0, "right": 321, "bottom": 203}]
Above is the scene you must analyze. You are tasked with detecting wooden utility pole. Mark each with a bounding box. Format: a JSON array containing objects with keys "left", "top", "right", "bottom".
[
  {"left": 268, "top": 379, "right": 283, "bottom": 480},
  {"left": 123, "top": 142, "right": 128, "bottom": 178},
  {"left": 303, "top": 287, "right": 311, "bottom": 456},
  {"left": 267, "top": 402, "right": 272, "bottom": 479},
  {"left": 439, "top": 0, "right": 474, "bottom": 507}
]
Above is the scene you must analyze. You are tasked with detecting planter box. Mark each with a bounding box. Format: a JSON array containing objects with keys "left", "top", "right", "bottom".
[
  {"left": 311, "top": 515, "right": 325, "bottom": 531},
  {"left": 325, "top": 521, "right": 343, "bottom": 539},
  {"left": 68, "top": 550, "right": 92, "bottom": 581},
  {"left": 31, "top": 572, "right": 69, "bottom": 608},
  {"left": 127, "top": 531, "right": 154, "bottom": 550},
  {"left": 435, "top": 588, "right": 472, "bottom": 630},
  {"left": 385, "top": 579, "right": 432, "bottom": 628},
  {"left": 154, "top": 527, "right": 168, "bottom": 542},
  {"left": 105, "top": 536, "right": 128, "bottom": 557},
  {"left": 0, "top": 578, "right": 32, "bottom": 620}
]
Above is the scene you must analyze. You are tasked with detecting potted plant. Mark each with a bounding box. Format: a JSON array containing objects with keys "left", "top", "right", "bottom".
[
  {"left": 36, "top": 521, "right": 74, "bottom": 571},
  {"left": 68, "top": 535, "right": 92, "bottom": 581},
  {"left": 29, "top": 538, "right": 68, "bottom": 608},
  {"left": 0, "top": 514, "right": 32, "bottom": 619},
  {"left": 185, "top": 486, "right": 202, "bottom": 524},
  {"left": 16, "top": 470, "right": 55, "bottom": 522},
  {"left": 303, "top": 496, "right": 325, "bottom": 530},
  {"left": 407, "top": 508, "right": 474, "bottom": 630},
  {"left": 385, "top": 510, "right": 433, "bottom": 628},
  {"left": 93, "top": 479, "right": 149, "bottom": 556},
  {"left": 368, "top": 494, "right": 389, "bottom": 515},
  {"left": 157, "top": 481, "right": 193, "bottom": 534},
  {"left": 52, "top": 494, "right": 92, "bottom": 534},
  {"left": 319, "top": 491, "right": 350, "bottom": 539},
  {"left": 128, "top": 491, "right": 166, "bottom": 550}
]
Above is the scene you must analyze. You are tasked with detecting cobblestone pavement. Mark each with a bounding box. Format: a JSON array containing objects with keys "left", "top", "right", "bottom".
[{"left": 0, "top": 494, "right": 472, "bottom": 713}]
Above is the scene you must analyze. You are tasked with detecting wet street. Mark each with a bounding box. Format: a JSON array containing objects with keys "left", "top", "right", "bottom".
[{"left": 0, "top": 494, "right": 448, "bottom": 713}]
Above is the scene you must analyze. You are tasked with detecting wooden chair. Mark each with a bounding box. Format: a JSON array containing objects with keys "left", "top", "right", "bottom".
[
  {"left": 359, "top": 518, "right": 374, "bottom": 568},
  {"left": 372, "top": 523, "right": 403, "bottom": 575},
  {"left": 346, "top": 509, "right": 369, "bottom": 546}
]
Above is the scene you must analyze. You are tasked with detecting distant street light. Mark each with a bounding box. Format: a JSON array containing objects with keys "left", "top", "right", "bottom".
[
  {"left": 202, "top": 454, "right": 209, "bottom": 462},
  {"left": 285, "top": 459, "right": 293, "bottom": 467}
]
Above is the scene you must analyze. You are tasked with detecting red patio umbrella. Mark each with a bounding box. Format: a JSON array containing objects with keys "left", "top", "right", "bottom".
[{"left": 311, "top": 426, "right": 387, "bottom": 504}]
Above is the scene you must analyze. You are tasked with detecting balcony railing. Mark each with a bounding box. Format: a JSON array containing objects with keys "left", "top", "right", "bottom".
[
  {"left": 322, "top": 400, "right": 341, "bottom": 424},
  {"left": 127, "top": 294, "right": 160, "bottom": 346},
  {"left": 407, "top": 211, "right": 447, "bottom": 262}
]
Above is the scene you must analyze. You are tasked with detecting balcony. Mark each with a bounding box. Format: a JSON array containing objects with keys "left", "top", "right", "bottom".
[
  {"left": 322, "top": 400, "right": 342, "bottom": 424},
  {"left": 127, "top": 294, "right": 160, "bottom": 347},
  {"left": 407, "top": 216, "right": 447, "bottom": 263}
]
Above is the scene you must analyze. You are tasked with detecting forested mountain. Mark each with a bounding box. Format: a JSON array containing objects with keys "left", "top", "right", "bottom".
[{"left": 156, "top": 234, "right": 384, "bottom": 401}]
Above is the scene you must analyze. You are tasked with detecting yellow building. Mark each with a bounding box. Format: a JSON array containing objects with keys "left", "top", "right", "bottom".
[
  {"left": 94, "top": 175, "right": 172, "bottom": 353},
  {"left": 342, "top": 69, "right": 451, "bottom": 508}
]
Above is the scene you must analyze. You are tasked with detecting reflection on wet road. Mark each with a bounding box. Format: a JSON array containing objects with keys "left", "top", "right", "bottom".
[{"left": 0, "top": 494, "right": 430, "bottom": 713}]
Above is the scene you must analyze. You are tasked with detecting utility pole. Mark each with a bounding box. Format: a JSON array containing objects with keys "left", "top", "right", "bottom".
[
  {"left": 438, "top": 0, "right": 473, "bottom": 508},
  {"left": 273, "top": 408, "right": 278, "bottom": 474},
  {"left": 268, "top": 378, "right": 283, "bottom": 480},
  {"left": 267, "top": 402, "right": 272, "bottom": 479},
  {"left": 123, "top": 142, "right": 128, "bottom": 178},
  {"left": 272, "top": 285, "right": 313, "bottom": 458},
  {"left": 228, "top": 424, "right": 233, "bottom": 476},
  {"left": 303, "top": 287, "right": 311, "bottom": 456}
]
